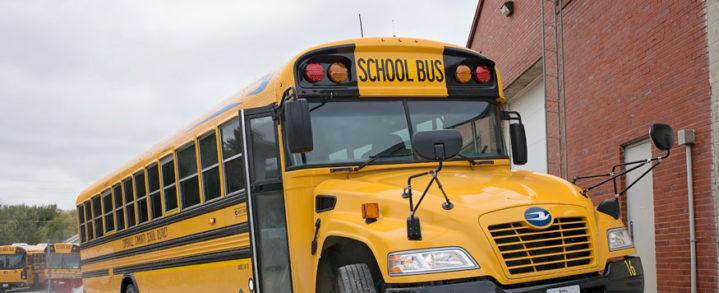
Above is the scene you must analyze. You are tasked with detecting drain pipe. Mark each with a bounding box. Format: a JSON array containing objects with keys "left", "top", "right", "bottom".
[{"left": 679, "top": 129, "right": 696, "bottom": 293}]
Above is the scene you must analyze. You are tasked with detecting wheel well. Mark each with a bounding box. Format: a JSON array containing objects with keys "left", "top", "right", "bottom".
[
  {"left": 120, "top": 276, "right": 135, "bottom": 293},
  {"left": 316, "top": 236, "right": 383, "bottom": 292}
]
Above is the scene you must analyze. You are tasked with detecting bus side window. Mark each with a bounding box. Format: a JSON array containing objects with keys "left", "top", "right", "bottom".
[
  {"left": 123, "top": 178, "right": 136, "bottom": 227},
  {"left": 92, "top": 195, "right": 103, "bottom": 238},
  {"left": 102, "top": 189, "right": 114, "bottom": 233},
  {"left": 77, "top": 205, "right": 85, "bottom": 242},
  {"left": 134, "top": 171, "right": 149, "bottom": 224},
  {"left": 84, "top": 201, "right": 93, "bottom": 240},
  {"left": 146, "top": 164, "right": 163, "bottom": 219},
  {"left": 113, "top": 184, "right": 125, "bottom": 230},
  {"left": 161, "top": 155, "right": 179, "bottom": 212},
  {"left": 199, "top": 131, "right": 221, "bottom": 201},
  {"left": 177, "top": 143, "right": 201, "bottom": 209},
  {"left": 220, "top": 118, "right": 246, "bottom": 195}
]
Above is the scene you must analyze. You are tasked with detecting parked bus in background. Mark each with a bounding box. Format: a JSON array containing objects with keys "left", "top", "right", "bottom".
[
  {"left": 0, "top": 245, "right": 31, "bottom": 292},
  {"left": 75, "top": 38, "right": 662, "bottom": 292},
  {"left": 25, "top": 244, "right": 48, "bottom": 290},
  {"left": 45, "top": 243, "right": 82, "bottom": 293}
]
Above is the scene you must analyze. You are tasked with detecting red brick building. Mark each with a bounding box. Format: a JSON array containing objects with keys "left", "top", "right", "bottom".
[{"left": 467, "top": 0, "right": 719, "bottom": 292}]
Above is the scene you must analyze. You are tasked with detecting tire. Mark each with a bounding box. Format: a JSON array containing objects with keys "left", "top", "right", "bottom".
[
  {"left": 336, "top": 263, "right": 377, "bottom": 293},
  {"left": 125, "top": 283, "right": 138, "bottom": 293}
]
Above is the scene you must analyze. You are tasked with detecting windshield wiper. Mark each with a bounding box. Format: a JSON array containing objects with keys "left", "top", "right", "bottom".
[
  {"left": 456, "top": 154, "right": 495, "bottom": 166},
  {"left": 354, "top": 142, "right": 407, "bottom": 171}
]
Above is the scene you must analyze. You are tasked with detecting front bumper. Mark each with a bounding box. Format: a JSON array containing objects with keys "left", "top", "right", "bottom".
[{"left": 386, "top": 257, "right": 643, "bottom": 293}]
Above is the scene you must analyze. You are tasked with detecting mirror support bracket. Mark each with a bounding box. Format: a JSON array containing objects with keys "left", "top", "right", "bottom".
[{"left": 273, "top": 87, "right": 298, "bottom": 121}]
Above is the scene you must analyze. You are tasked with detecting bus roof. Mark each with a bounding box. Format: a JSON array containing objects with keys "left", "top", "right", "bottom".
[
  {"left": 21, "top": 244, "right": 47, "bottom": 254},
  {"left": 75, "top": 37, "right": 484, "bottom": 204},
  {"left": 0, "top": 244, "right": 25, "bottom": 255}
]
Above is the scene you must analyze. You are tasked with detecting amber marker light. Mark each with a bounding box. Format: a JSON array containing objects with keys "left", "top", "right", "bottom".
[
  {"left": 455, "top": 64, "right": 472, "bottom": 84},
  {"left": 328, "top": 62, "right": 349, "bottom": 83},
  {"left": 362, "top": 203, "right": 379, "bottom": 223}
]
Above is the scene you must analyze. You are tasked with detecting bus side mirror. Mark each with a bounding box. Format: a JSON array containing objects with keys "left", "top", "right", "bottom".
[
  {"left": 650, "top": 123, "right": 673, "bottom": 151},
  {"left": 412, "top": 129, "right": 462, "bottom": 161},
  {"left": 510, "top": 123, "right": 527, "bottom": 165},
  {"left": 284, "top": 99, "right": 313, "bottom": 153}
]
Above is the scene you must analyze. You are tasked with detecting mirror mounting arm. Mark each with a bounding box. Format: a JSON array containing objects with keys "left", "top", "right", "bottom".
[
  {"left": 273, "top": 87, "right": 298, "bottom": 121},
  {"left": 501, "top": 111, "right": 523, "bottom": 123},
  {"left": 577, "top": 155, "right": 666, "bottom": 197}
]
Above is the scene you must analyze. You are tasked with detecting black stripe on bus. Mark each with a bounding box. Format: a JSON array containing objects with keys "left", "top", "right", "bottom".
[
  {"left": 82, "top": 269, "right": 109, "bottom": 278},
  {"left": 82, "top": 222, "right": 249, "bottom": 265},
  {"left": 81, "top": 194, "right": 246, "bottom": 249},
  {"left": 113, "top": 248, "right": 251, "bottom": 275}
]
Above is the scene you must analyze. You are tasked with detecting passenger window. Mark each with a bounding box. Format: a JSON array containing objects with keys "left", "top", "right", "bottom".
[
  {"left": 102, "top": 190, "right": 114, "bottom": 232},
  {"left": 199, "top": 132, "right": 221, "bottom": 201},
  {"left": 113, "top": 184, "right": 125, "bottom": 230},
  {"left": 84, "top": 202, "right": 93, "bottom": 240},
  {"left": 123, "top": 178, "right": 136, "bottom": 227},
  {"left": 178, "top": 144, "right": 201, "bottom": 208},
  {"left": 161, "top": 156, "right": 178, "bottom": 212},
  {"left": 92, "top": 196, "right": 103, "bottom": 238},
  {"left": 249, "top": 116, "right": 280, "bottom": 182},
  {"left": 220, "top": 118, "right": 246, "bottom": 195},
  {"left": 147, "top": 164, "right": 162, "bottom": 219},
  {"left": 77, "top": 205, "right": 86, "bottom": 242},
  {"left": 134, "top": 171, "right": 149, "bottom": 224}
]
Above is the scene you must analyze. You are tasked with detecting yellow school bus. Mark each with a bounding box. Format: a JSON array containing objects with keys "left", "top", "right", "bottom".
[
  {"left": 45, "top": 243, "right": 82, "bottom": 293},
  {"left": 24, "top": 245, "right": 48, "bottom": 290},
  {"left": 0, "top": 245, "right": 32, "bottom": 291},
  {"left": 76, "top": 37, "right": 647, "bottom": 292}
]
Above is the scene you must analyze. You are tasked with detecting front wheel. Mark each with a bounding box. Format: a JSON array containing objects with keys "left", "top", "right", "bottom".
[{"left": 336, "top": 263, "right": 377, "bottom": 293}]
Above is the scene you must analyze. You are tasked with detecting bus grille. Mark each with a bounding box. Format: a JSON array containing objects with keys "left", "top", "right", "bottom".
[{"left": 488, "top": 217, "right": 593, "bottom": 276}]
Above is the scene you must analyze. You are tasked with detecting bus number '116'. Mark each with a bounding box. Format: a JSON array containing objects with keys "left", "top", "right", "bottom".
[{"left": 357, "top": 58, "right": 444, "bottom": 83}]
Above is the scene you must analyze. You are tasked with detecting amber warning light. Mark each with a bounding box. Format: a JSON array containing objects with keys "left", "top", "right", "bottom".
[
  {"left": 453, "top": 64, "right": 492, "bottom": 84},
  {"left": 362, "top": 203, "right": 379, "bottom": 224}
]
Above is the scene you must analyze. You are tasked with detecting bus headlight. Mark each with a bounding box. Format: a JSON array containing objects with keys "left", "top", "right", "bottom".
[
  {"left": 388, "top": 247, "right": 478, "bottom": 276},
  {"left": 608, "top": 227, "right": 634, "bottom": 251}
]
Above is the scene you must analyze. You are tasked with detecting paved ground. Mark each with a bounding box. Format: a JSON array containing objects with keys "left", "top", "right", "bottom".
[{"left": 6, "top": 287, "right": 48, "bottom": 293}]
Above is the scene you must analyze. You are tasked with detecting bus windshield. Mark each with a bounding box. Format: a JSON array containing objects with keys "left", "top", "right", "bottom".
[
  {"left": 47, "top": 253, "right": 81, "bottom": 269},
  {"left": 288, "top": 99, "right": 506, "bottom": 167},
  {"left": 0, "top": 254, "right": 23, "bottom": 269}
]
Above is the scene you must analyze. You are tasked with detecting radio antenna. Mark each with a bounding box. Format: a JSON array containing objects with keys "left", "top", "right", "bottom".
[
  {"left": 392, "top": 19, "right": 396, "bottom": 37},
  {"left": 358, "top": 13, "right": 364, "bottom": 37}
]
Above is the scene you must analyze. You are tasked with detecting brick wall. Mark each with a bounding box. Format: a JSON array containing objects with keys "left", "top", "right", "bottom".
[{"left": 469, "top": 0, "right": 717, "bottom": 291}]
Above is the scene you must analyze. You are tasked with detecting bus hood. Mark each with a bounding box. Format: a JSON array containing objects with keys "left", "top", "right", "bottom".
[{"left": 314, "top": 166, "right": 591, "bottom": 217}]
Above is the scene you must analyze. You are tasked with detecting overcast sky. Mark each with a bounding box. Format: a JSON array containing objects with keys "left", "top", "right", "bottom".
[{"left": 0, "top": 0, "right": 478, "bottom": 210}]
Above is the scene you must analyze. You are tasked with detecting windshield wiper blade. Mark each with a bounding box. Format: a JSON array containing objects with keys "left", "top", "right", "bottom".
[{"left": 354, "top": 143, "right": 406, "bottom": 171}]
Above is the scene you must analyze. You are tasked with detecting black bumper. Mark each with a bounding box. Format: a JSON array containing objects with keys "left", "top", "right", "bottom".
[{"left": 386, "top": 257, "right": 643, "bottom": 293}]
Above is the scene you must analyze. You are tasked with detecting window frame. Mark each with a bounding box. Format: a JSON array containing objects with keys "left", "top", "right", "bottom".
[
  {"left": 91, "top": 195, "right": 104, "bottom": 238},
  {"left": 219, "top": 117, "right": 247, "bottom": 197},
  {"left": 122, "top": 177, "right": 137, "bottom": 228},
  {"left": 77, "top": 205, "right": 86, "bottom": 243},
  {"left": 198, "top": 130, "right": 224, "bottom": 202},
  {"left": 101, "top": 189, "right": 115, "bottom": 234},
  {"left": 160, "top": 154, "right": 180, "bottom": 215},
  {"left": 112, "top": 183, "right": 125, "bottom": 231},
  {"left": 83, "top": 201, "right": 93, "bottom": 241},
  {"left": 146, "top": 162, "right": 164, "bottom": 220},
  {"left": 176, "top": 142, "right": 202, "bottom": 209},
  {"left": 133, "top": 170, "right": 150, "bottom": 224}
]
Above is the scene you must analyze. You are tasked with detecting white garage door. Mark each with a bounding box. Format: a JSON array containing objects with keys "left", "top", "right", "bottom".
[{"left": 506, "top": 78, "right": 547, "bottom": 173}]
